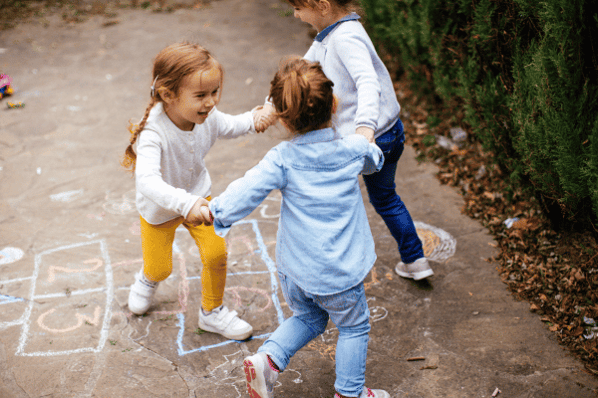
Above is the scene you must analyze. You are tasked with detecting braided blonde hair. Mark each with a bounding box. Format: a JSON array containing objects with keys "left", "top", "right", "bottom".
[{"left": 122, "top": 42, "right": 222, "bottom": 171}]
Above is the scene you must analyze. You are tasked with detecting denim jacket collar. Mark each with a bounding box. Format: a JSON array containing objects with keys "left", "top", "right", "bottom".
[
  {"left": 314, "top": 12, "right": 360, "bottom": 42},
  {"left": 291, "top": 127, "right": 339, "bottom": 145}
]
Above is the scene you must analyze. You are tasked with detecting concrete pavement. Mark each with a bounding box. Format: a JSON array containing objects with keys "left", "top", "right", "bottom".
[{"left": 1, "top": 1, "right": 597, "bottom": 396}]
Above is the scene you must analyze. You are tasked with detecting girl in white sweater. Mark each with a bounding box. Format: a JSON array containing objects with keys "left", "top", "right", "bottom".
[{"left": 122, "top": 42, "right": 272, "bottom": 340}]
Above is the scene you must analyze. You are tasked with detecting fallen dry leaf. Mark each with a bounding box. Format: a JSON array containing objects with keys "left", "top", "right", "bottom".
[{"left": 394, "top": 73, "right": 598, "bottom": 371}]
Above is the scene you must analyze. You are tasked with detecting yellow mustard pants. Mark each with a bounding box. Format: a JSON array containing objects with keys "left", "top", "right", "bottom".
[{"left": 139, "top": 208, "right": 227, "bottom": 312}]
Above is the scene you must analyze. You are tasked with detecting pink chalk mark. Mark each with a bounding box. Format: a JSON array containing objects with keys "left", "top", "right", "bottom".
[
  {"left": 226, "top": 286, "right": 272, "bottom": 312},
  {"left": 86, "top": 212, "right": 105, "bottom": 220},
  {"left": 227, "top": 236, "right": 255, "bottom": 255},
  {"left": 37, "top": 305, "right": 101, "bottom": 333},
  {"left": 114, "top": 255, "right": 189, "bottom": 317},
  {"left": 47, "top": 258, "right": 103, "bottom": 283},
  {"left": 111, "top": 258, "right": 143, "bottom": 269}
]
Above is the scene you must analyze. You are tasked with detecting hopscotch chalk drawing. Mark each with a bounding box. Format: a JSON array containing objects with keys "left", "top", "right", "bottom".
[
  {"left": 176, "top": 219, "right": 284, "bottom": 356},
  {"left": 0, "top": 184, "right": 455, "bottom": 363},
  {"left": 13, "top": 239, "right": 114, "bottom": 357}
]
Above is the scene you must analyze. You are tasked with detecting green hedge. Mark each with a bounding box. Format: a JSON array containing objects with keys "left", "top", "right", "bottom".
[{"left": 360, "top": 0, "right": 598, "bottom": 230}]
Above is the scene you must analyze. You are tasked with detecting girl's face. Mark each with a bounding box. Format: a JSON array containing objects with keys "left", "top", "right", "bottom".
[
  {"left": 165, "top": 65, "right": 222, "bottom": 131},
  {"left": 293, "top": 5, "right": 327, "bottom": 32}
]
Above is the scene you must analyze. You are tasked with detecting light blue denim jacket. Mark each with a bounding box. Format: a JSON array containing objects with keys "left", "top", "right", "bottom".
[{"left": 209, "top": 128, "right": 384, "bottom": 295}]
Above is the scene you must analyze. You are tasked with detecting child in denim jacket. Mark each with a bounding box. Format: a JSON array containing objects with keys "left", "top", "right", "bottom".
[
  {"left": 208, "top": 57, "right": 389, "bottom": 398},
  {"left": 255, "top": 0, "right": 433, "bottom": 281}
]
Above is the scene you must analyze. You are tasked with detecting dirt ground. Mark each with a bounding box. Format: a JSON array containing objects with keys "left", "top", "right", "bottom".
[{"left": 1, "top": 1, "right": 598, "bottom": 397}]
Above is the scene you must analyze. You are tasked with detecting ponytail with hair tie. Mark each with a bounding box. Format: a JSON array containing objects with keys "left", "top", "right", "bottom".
[{"left": 269, "top": 57, "right": 334, "bottom": 135}]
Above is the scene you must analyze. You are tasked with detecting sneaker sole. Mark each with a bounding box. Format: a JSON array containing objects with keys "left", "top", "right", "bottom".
[
  {"left": 395, "top": 266, "right": 434, "bottom": 281},
  {"left": 243, "top": 359, "right": 267, "bottom": 398},
  {"left": 198, "top": 320, "right": 253, "bottom": 341}
]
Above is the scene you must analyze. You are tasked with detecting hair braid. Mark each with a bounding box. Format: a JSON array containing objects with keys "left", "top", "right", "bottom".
[
  {"left": 122, "top": 42, "right": 223, "bottom": 173},
  {"left": 122, "top": 97, "right": 156, "bottom": 171}
]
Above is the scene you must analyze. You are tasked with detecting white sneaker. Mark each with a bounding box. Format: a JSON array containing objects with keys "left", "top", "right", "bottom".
[
  {"left": 335, "top": 387, "right": 390, "bottom": 398},
  {"left": 360, "top": 387, "right": 390, "bottom": 398},
  {"left": 198, "top": 305, "right": 253, "bottom": 340},
  {"left": 395, "top": 257, "right": 434, "bottom": 280},
  {"left": 128, "top": 270, "right": 159, "bottom": 315},
  {"left": 243, "top": 352, "right": 278, "bottom": 398}
]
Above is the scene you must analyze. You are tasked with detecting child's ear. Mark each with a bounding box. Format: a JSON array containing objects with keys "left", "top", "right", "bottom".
[
  {"left": 317, "top": 0, "right": 331, "bottom": 15},
  {"left": 159, "top": 87, "right": 176, "bottom": 103}
]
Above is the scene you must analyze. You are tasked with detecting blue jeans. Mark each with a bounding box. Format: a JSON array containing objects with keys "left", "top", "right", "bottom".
[
  {"left": 259, "top": 273, "right": 370, "bottom": 397},
  {"left": 362, "top": 118, "right": 424, "bottom": 264}
]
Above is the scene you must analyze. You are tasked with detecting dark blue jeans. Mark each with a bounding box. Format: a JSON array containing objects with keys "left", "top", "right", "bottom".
[{"left": 362, "top": 118, "right": 424, "bottom": 264}]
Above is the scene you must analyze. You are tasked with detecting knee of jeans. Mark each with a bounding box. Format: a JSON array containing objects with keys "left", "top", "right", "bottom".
[
  {"left": 368, "top": 190, "right": 400, "bottom": 210},
  {"left": 313, "top": 313, "right": 330, "bottom": 335},
  {"left": 337, "top": 317, "right": 370, "bottom": 336},
  {"left": 315, "top": 314, "right": 329, "bottom": 335},
  {"left": 299, "top": 312, "right": 329, "bottom": 335}
]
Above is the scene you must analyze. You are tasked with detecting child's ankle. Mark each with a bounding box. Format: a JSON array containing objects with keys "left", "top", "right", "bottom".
[{"left": 266, "top": 354, "right": 280, "bottom": 372}]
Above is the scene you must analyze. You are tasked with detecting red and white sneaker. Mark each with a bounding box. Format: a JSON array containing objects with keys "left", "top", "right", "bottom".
[
  {"left": 243, "top": 352, "right": 278, "bottom": 398},
  {"left": 334, "top": 387, "right": 390, "bottom": 398}
]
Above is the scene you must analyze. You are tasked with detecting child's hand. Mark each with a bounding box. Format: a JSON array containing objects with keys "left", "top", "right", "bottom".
[
  {"left": 186, "top": 197, "right": 214, "bottom": 227},
  {"left": 253, "top": 104, "right": 277, "bottom": 133},
  {"left": 356, "top": 126, "right": 375, "bottom": 143}
]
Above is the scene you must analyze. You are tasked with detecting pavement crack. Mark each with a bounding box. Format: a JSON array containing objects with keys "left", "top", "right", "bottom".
[
  {"left": 137, "top": 342, "right": 176, "bottom": 367},
  {"left": 174, "top": 366, "right": 192, "bottom": 397},
  {"left": 12, "top": 378, "right": 30, "bottom": 397}
]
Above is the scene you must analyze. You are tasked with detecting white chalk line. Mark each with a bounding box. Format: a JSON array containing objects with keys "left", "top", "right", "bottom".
[
  {"left": 33, "top": 287, "right": 105, "bottom": 300},
  {"left": 50, "top": 189, "right": 84, "bottom": 202},
  {"left": 0, "top": 276, "right": 34, "bottom": 284},
  {"left": 15, "top": 239, "right": 114, "bottom": 357},
  {"left": 176, "top": 219, "right": 284, "bottom": 356},
  {"left": 128, "top": 320, "right": 154, "bottom": 341}
]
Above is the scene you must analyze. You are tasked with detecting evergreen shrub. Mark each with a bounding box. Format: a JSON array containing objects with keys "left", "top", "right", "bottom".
[{"left": 360, "top": 0, "right": 598, "bottom": 230}]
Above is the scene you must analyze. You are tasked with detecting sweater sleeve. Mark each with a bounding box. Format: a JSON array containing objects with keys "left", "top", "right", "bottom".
[
  {"left": 304, "top": 44, "right": 317, "bottom": 62},
  {"left": 212, "top": 108, "right": 256, "bottom": 139},
  {"left": 362, "top": 142, "right": 384, "bottom": 175},
  {"left": 333, "top": 33, "right": 381, "bottom": 132},
  {"left": 135, "top": 130, "right": 199, "bottom": 218},
  {"left": 209, "top": 146, "right": 287, "bottom": 237}
]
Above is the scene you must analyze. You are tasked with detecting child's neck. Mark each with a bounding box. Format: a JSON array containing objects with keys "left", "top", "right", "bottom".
[{"left": 320, "top": 9, "right": 351, "bottom": 32}]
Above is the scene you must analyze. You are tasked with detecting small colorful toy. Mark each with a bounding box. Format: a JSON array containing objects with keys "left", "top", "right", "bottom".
[
  {"left": 0, "top": 74, "right": 14, "bottom": 99},
  {"left": 7, "top": 101, "right": 24, "bottom": 109}
]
